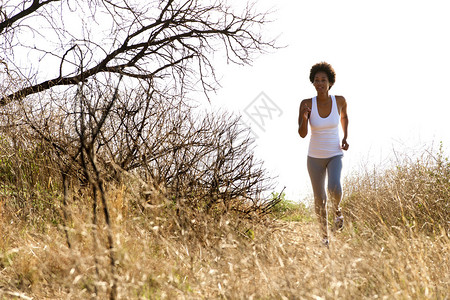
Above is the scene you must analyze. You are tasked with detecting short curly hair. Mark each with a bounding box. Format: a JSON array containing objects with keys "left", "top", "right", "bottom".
[{"left": 309, "top": 62, "right": 336, "bottom": 89}]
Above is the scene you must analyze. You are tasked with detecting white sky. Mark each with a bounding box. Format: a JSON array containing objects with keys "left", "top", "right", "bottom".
[{"left": 211, "top": 0, "right": 450, "bottom": 201}]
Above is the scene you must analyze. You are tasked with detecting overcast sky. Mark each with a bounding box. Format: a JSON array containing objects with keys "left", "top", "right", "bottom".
[{"left": 210, "top": 0, "right": 450, "bottom": 201}]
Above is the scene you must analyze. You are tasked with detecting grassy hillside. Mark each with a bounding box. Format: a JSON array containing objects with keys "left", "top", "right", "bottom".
[{"left": 0, "top": 139, "right": 449, "bottom": 299}]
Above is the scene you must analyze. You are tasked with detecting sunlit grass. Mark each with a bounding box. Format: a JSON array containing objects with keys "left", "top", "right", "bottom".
[{"left": 0, "top": 145, "right": 449, "bottom": 299}]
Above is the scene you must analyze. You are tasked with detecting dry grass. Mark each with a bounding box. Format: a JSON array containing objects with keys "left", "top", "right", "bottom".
[
  {"left": 344, "top": 145, "right": 449, "bottom": 236},
  {"left": 0, "top": 145, "right": 449, "bottom": 299}
]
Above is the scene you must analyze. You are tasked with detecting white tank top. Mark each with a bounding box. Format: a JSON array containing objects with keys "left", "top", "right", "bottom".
[{"left": 308, "top": 95, "right": 343, "bottom": 158}]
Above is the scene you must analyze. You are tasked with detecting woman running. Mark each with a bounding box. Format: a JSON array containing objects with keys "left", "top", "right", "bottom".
[{"left": 298, "top": 62, "right": 349, "bottom": 246}]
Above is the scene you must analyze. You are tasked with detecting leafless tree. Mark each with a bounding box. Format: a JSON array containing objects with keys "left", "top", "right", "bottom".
[
  {"left": 0, "top": 0, "right": 277, "bottom": 201},
  {"left": 19, "top": 77, "right": 274, "bottom": 209},
  {"left": 0, "top": 2, "right": 276, "bottom": 298}
]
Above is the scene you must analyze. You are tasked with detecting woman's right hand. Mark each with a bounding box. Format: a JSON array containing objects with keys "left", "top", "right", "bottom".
[
  {"left": 301, "top": 102, "right": 311, "bottom": 120},
  {"left": 298, "top": 100, "right": 311, "bottom": 138}
]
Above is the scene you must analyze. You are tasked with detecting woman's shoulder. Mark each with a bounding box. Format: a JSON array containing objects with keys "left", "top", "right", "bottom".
[
  {"left": 300, "top": 98, "right": 313, "bottom": 105},
  {"left": 334, "top": 95, "right": 347, "bottom": 105}
]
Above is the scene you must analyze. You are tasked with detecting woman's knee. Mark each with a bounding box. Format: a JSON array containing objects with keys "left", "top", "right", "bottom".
[
  {"left": 313, "top": 189, "right": 327, "bottom": 205},
  {"left": 327, "top": 155, "right": 343, "bottom": 200}
]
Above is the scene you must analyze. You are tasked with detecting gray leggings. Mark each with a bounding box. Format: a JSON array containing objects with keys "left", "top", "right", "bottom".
[{"left": 307, "top": 155, "right": 343, "bottom": 238}]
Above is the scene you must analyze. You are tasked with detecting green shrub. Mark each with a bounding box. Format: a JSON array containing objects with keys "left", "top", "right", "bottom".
[{"left": 270, "top": 192, "right": 313, "bottom": 222}]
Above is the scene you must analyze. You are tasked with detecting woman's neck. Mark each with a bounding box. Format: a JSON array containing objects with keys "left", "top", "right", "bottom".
[{"left": 317, "top": 92, "right": 329, "bottom": 102}]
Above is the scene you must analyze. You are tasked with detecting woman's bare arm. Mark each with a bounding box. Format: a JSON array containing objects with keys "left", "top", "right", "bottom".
[
  {"left": 338, "top": 96, "right": 349, "bottom": 150},
  {"left": 298, "top": 99, "right": 311, "bottom": 138}
]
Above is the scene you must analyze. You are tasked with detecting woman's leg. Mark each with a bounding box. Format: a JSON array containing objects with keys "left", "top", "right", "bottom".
[
  {"left": 307, "top": 156, "right": 328, "bottom": 239},
  {"left": 327, "top": 155, "right": 343, "bottom": 224}
]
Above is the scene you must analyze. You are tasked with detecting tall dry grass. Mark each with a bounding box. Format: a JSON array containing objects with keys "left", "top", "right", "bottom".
[
  {"left": 343, "top": 144, "right": 449, "bottom": 235},
  {"left": 0, "top": 138, "right": 449, "bottom": 299}
]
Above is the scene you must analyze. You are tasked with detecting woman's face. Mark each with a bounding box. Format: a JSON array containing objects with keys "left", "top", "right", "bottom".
[{"left": 313, "top": 71, "right": 331, "bottom": 94}]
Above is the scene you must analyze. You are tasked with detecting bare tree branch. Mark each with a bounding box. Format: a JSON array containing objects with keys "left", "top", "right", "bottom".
[
  {"left": 1, "top": 0, "right": 276, "bottom": 105},
  {"left": 0, "top": 0, "right": 61, "bottom": 34}
]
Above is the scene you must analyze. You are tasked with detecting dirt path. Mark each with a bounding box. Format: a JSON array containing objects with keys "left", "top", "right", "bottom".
[{"left": 274, "top": 220, "right": 348, "bottom": 251}]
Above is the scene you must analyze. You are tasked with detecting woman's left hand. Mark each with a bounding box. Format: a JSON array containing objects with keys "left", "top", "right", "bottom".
[{"left": 341, "top": 138, "right": 349, "bottom": 151}]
